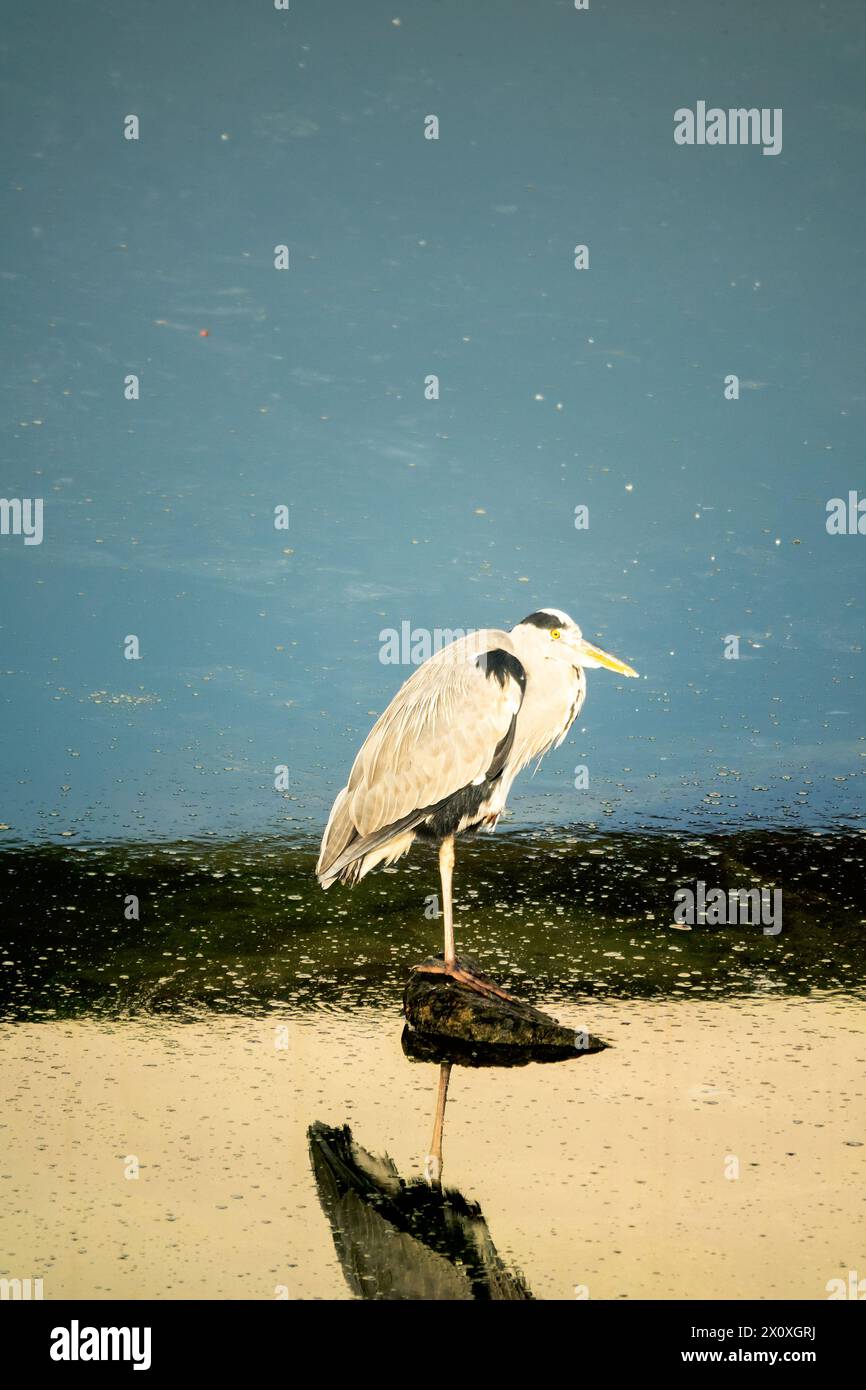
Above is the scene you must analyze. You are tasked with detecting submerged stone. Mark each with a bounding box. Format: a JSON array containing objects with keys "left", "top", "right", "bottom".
[{"left": 403, "top": 956, "right": 607, "bottom": 1062}]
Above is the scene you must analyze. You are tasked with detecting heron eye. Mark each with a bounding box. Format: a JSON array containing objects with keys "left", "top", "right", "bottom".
[{"left": 550, "top": 628, "right": 561, "bottom": 640}]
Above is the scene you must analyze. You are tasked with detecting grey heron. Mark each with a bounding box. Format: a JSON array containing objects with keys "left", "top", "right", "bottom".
[{"left": 316, "top": 608, "right": 638, "bottom": 998}]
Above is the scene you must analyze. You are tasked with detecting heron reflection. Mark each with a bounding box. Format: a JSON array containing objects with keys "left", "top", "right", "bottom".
[{"left": 308, "top": 1062, "right": 533, "bottom": 1300}]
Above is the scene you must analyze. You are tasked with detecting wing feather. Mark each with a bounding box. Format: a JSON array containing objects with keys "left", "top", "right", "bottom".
[{"left": 317, "top": 630, "right": 524, "bottom": 880}]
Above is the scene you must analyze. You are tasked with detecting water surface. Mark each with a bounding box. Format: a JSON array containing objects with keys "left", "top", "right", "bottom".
[{"left": 1, "top": 0, "right": 864, "bottom": 843}]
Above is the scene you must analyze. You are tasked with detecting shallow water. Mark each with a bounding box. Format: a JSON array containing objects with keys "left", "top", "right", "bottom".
[
  {"left": 2, "top": 995, "right": 864, "bottom": 1301},
  {"left": 2, "top": 830, "right": 865, "bottom": 1020},
  {"left": 1, "top": 831, "right": 864, "bottom": 1299}
]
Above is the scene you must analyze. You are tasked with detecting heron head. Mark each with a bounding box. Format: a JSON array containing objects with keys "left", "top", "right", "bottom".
[{"left": 514, "top": 608, "right": 639, "bottom": 677}]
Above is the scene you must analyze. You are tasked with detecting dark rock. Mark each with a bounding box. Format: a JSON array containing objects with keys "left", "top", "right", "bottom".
[{"left": 403, "top": 956, "right": 607, "bottom": 1063}]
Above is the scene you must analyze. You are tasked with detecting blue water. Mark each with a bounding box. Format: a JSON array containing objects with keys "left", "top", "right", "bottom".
[{"left": 2, "top": 0, "right": 864, "bottom": 845}]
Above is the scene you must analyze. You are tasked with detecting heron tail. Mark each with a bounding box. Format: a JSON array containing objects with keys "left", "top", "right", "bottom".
[{"left": 316, "top": 791, "right": 423, "bottom": 888}]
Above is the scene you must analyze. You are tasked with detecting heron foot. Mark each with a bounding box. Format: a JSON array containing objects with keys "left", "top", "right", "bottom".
[{"left": 411, "top": 958, "right": 516, "bottom": 1003}]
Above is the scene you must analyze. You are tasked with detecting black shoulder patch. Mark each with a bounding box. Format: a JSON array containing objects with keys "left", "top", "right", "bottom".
[
  {"left": 476, "top": 648, "right": 527, "bottom": 693},
  {"left": 520, "top": 610, "right": 562, "bottom": 631}
]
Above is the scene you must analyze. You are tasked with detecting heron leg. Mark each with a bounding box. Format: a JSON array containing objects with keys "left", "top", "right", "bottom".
[
  {"left": 439, "top": 834, "right": 456, "bottom": 969},
  {"left": 424, "top": 1061, "right": 452, "bottom": 1189},
  {"left": 411, "top": 834, "right": 515, "bottom": 1001}
]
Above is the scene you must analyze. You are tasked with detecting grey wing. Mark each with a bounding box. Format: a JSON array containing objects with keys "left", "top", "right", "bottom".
[{"left": 316, "top": 631, "right": 524, "bottom": 883}]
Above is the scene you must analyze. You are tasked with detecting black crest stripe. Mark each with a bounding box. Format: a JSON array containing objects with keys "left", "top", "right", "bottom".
[{"left": 520, "top": 610, "right": 562, "bottom": 631}]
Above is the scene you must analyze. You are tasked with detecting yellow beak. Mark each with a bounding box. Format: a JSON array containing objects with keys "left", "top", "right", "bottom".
[{"left": 576, "top": 639, "right": 639, "bottom": 678}]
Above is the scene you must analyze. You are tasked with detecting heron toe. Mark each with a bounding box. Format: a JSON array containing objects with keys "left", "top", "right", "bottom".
[{"left": 411, "top": 956, "right": 516, "bottom": 1003}]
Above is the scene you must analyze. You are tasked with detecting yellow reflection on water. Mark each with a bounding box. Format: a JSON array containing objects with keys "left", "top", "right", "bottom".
[{"left": 1, "top": 993, "right": 862, "bottom": 1300}]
